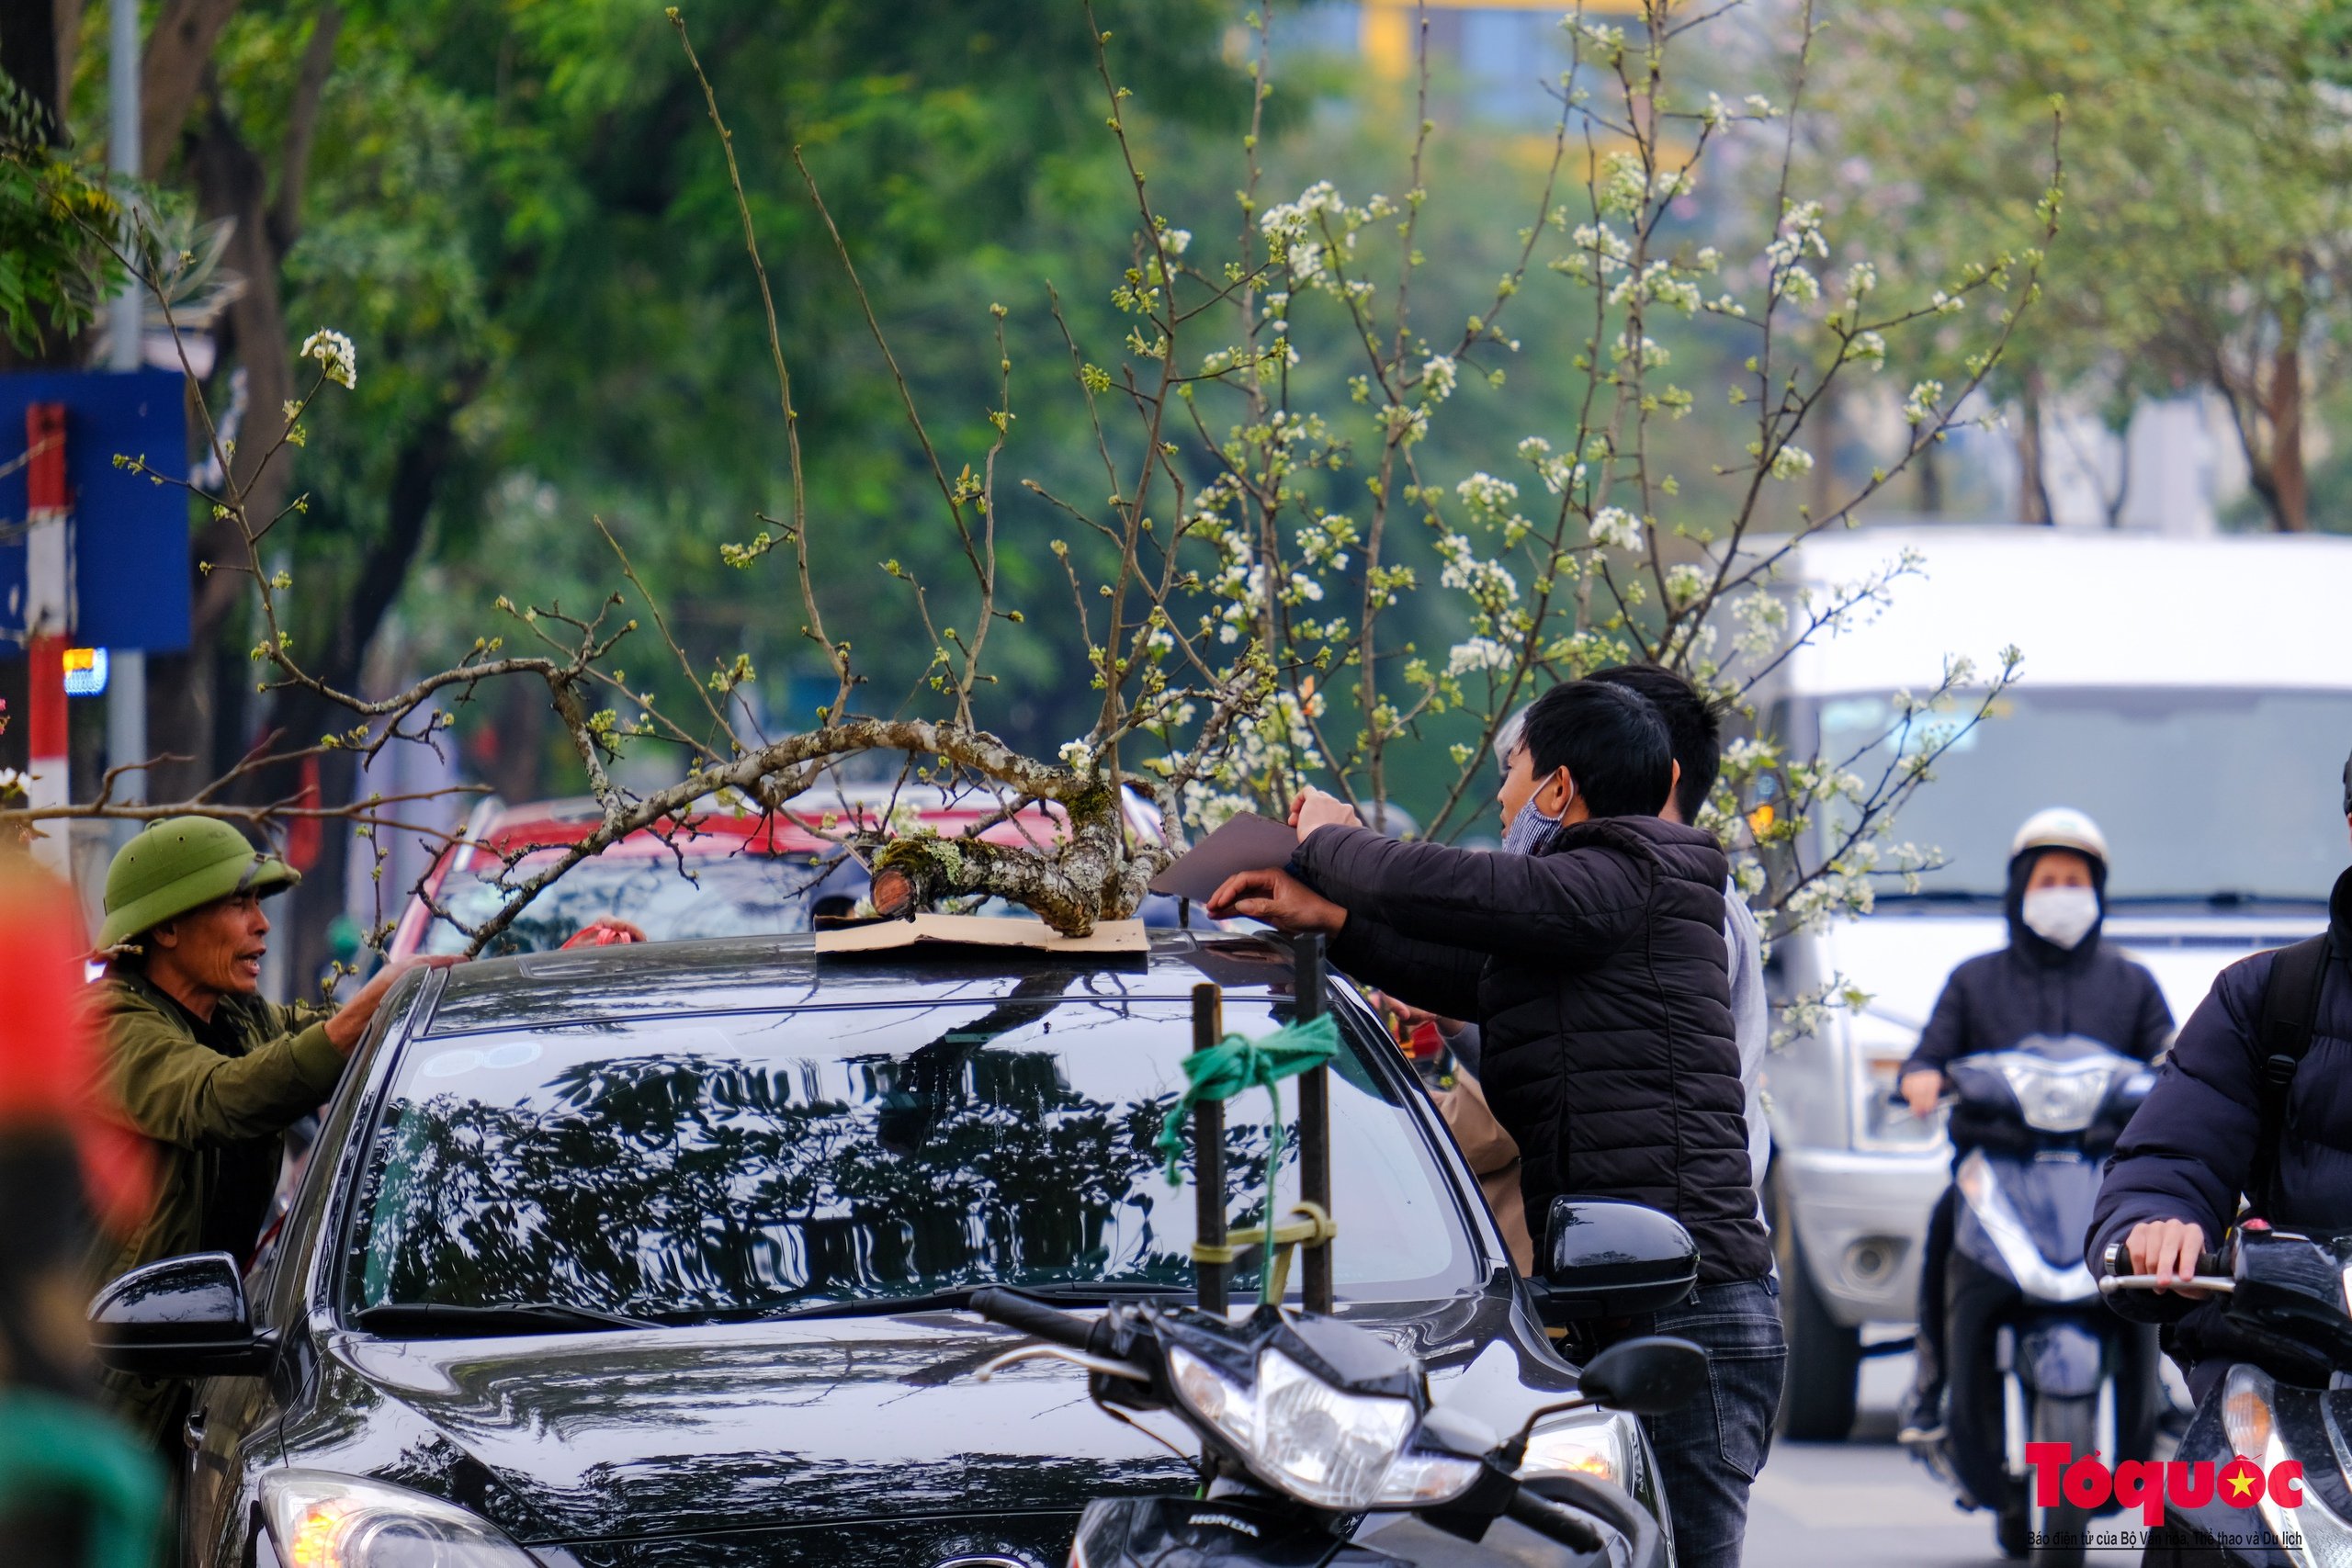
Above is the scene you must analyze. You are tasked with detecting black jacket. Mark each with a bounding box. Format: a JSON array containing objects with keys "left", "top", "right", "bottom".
[
  {"left": 2086, "top": 866, "right": 2352, "bottom": 1399},
  {"left": 1295, "top": 815, "right": 1771, "bottom": 1286},
  {"left": 1901, "top": 853, "right": 2174, "bottom": 1078}
]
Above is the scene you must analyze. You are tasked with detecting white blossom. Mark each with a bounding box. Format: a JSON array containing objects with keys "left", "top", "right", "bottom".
[
  {"left": 1589, "top": 506, "right": 1644, "bottom": 551},
  {"left": 1445, "top": 637, "right": 1514, "bottom": 676},
  {"left": 1904, "top": 379, "right": 1945, "bottom": 425},
  {"left": 300, "top": 329, "right": 356, "bottom": 389},
  {"left": 1456, "top": 472, "right": 1520, "bottom": 513},
  {"left": 1768, "top": 444, "right": 1815, "bottom": 480},
  {"left": 1420, "top": 354, "right": 1458, "bottom": 403}
]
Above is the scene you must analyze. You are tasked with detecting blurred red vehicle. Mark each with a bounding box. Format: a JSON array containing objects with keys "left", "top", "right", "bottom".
[{"left": 387, "top": 784, "right": 1176, "bottom": 959}]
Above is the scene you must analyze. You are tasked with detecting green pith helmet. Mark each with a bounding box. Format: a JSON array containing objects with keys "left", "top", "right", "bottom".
[{"left": 99, "top": 817, "right": 300, "bottom": 950}]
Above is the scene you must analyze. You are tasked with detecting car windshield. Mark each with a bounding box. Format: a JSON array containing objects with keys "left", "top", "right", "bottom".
[
  {"left": 417, "top": 849, "right": 851, "bottom": 956},
  {"left": 344, "top": 990, "right": 1476, "bottom": 1324},
  {"left": 1813, "top": 685, "right": 2352, "bottom": 901}
]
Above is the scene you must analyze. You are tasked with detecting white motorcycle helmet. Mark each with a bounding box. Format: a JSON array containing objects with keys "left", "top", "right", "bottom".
[{"left": 2010, "top": 807, "right": 2109, "bottom": 869}]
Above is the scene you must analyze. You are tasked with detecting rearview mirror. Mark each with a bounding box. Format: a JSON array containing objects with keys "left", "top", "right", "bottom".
[
  {"left": 1576, "top": 1335, "right": 1709, "bottom": 1417},
  {"left": 1537, "top": 1198, "right": 1699, "bottom": 1320},
  {"left": 88, "top": 1252, "right": 275, "bottom": 1380}
]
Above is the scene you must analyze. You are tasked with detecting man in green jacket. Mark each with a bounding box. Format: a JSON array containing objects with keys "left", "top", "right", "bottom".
[{"left": 90, "top": 817, "right": 454, "bottom": 1447}]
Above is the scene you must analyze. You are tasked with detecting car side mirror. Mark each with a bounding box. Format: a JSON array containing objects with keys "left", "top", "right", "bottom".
[
  {"left": 1576, "top": 1335, "right": 1709, "bottom": 1416},
  {"left": 1536, "top": 1198, "right": 1700, "bottom": 1320},
  {"left": 88, "top": 1252, "right": 276, "bottom": 1380}
]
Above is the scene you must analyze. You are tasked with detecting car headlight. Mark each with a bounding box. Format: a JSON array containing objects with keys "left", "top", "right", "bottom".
[
  {"left": 1166, "top": 1345, "right": 1481, "bottom": 1511},
  {"left": 1994, "top": 1060, "right": 2111, "bottom": 1134},
  {"left": 1853, "top": 1049, "right": 1942, "bottom": 1150},
  {"left": 261, "top": 1471, "right": 539, "bottom": 1567}
]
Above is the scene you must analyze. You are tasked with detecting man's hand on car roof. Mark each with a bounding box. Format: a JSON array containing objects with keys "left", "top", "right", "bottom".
[{"left": 560, "top": 917, "right": 649, "bottom": 950}]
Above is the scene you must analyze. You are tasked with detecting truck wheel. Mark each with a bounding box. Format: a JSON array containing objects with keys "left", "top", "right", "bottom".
[
  {"left": 2028, "top": 1394, "right": 2096, "bottom": 1568},
  {"left": 1773, "top": 1198, "right": 1861, "bottom": 1440}
]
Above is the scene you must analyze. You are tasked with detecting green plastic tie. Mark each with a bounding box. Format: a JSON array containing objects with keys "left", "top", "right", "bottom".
[{"left": 1155, "top": 1010, "right": 1340, "bottom": 1303}]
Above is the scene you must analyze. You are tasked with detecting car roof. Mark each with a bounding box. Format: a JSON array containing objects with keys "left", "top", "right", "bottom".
[
  {"left": 416, "top": 929, "right": 1306, "bottom": 1038},
  {"left": 1756, "top": 525, "right": 2352, "bottom": 695}
]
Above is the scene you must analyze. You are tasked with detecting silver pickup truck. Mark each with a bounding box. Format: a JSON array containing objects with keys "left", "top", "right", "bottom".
[{"left": 1751, "top": 526, "right": 2350, "bottom": 1438}]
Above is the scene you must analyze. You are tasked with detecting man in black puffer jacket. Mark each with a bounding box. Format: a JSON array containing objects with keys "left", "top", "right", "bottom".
[
  {"left": 2086, "top": 760, "right": 2352, "bottom": 1405},
  {"left": 1208, "top": 680, "right": 1780, "bottom": 1567}
]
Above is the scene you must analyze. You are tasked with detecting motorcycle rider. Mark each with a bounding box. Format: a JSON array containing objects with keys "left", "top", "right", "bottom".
[
  {"left": 1895, "top": 807, "right": 2174, "bottom": 1445},
  {"left": 2086, "top": 753, "right": 2352, "bottom": 1404}
]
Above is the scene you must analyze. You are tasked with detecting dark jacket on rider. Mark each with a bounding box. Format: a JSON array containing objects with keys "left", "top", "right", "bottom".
[
  {"left": 1901, "top": 848, "right": 2174, "bottom": 1077},
  {"left": 1295, "top": 814, "right": 1772, "bottom": 1287},
  {"left": 2086, "top": 866, "right": 2352, "bottom": 1400}
]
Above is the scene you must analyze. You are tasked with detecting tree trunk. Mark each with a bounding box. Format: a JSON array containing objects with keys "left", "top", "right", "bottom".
[
  {"left": 141, "top": 0, "right": 241, "bottom": 176},
  {"left": 254, "top": 406, "right": 461, "bottom": 986},
  {"left": 2016, "top": 367, "right": 2054, "bottom": 525},
  {"left": 1916, "top": 438, "right": 1944, "bottom": 516},
  {"left": 2266, "top": 334, "right": 2308, "bottom": 533},
  {"left": 186, "top": 90, "right": 296, "bottom": 641},
  {"left": 0, "top": 0, "right": 63, "bottom": 144}
]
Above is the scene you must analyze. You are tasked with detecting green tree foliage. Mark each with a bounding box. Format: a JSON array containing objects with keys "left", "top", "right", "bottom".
[{"left": 1823, "top": 0, "right": 2352, "bottom": 530}]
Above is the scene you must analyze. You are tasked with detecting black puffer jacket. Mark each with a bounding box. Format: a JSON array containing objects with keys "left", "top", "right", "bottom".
[
  {"left": 1899, "top": 848, "right": 2174, "bottom": 1078},
  {"left": 1295, "top": 815, "right": 1771, "bottom": 1285},
  {"left": 2087, "top": 867, "right": 2352, "bottom": 1400}
]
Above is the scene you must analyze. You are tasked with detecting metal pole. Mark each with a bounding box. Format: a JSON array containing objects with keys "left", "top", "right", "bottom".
[
  {"left": 1191, "top": 982, "right": 1227, "bottom": 1316},
  {"left": 109, "top": 0, "right": 141, "bottom": 368},
  {"left": 1294, "top": 933, "right": 1333, "bottom": 1314},
  {"left": 107, "top": 0, "right": 147, "bottom": 828}
]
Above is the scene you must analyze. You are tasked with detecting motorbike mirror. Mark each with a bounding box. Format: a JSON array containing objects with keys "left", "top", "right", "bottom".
[{"left": 1575, "top": 1336, "right": 1709, "bottom": 1417}]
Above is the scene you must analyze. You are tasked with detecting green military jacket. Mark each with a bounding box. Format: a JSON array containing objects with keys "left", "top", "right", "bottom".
[{"left": 92, "top": 968, "right": 345, "bottom": 1446}]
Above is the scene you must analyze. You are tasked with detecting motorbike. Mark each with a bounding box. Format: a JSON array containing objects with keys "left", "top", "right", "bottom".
[
  {"left": 2103, "top": 1226, "right": 2352, "bottom": 1567},
  {"left": 966, "top": 1286, "right": 1707, "bottom": 1568},
  {"left": 1910, "top": 1033, "right": 2161, "bottom": 1566}
]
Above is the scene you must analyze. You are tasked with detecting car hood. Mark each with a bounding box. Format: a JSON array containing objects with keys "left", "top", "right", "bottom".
[{"left": 277, "top": 1292, "right": 1547, "bottom": 1549}]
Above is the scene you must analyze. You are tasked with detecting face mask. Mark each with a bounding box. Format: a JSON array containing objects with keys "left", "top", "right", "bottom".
[
  {"left": 1501, "top": 781, "right": 1573, "bottom": 856},
  {"left": 2021, "top": 885, "right": 2100, "bottom": 950}
]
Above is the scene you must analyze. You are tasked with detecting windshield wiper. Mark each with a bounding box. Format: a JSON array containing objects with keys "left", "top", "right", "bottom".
[
  {"left": 351, "top": 1301, "right": 660, "bottom": 1336},
  {"left": 764, "top": 1281, "right": 1191, "bottom": 1324},
  {"left": 2105, "top": 891, "right": 2326, "bottom": 908}
]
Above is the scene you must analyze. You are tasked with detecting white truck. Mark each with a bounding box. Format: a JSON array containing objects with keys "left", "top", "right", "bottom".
[{"left": 1754, "top": 525, "right": 2352, "bottom": 1438}]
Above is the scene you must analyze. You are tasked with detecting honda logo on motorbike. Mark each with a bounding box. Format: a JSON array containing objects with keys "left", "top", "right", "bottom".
[{"left": 2024, "top": 1445, "right": 2304, "bottom": 1524}]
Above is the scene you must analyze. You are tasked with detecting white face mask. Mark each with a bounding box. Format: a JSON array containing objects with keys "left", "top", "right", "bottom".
[{"left": 2021, "top": 885, "right": 2100, "bottom": 950}]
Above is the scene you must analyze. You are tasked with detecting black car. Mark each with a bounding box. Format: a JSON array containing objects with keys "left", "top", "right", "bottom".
[{"left": 98, "top": 931, "right": 1665, "bottom": 1567}]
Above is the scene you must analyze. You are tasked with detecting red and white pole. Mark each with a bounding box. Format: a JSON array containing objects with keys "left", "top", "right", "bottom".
[{"left": 24, "top": 403, "right": 72, "bottom": 875}]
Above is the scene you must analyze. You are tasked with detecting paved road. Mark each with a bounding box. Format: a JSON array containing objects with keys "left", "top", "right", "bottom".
[{"left": 1744, "top": 1352, "right": 2162, "bottom": 1568}]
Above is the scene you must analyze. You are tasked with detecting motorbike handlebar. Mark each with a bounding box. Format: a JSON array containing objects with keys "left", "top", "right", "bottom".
[
  {"left": 1506, "top": 1473, "right": 1665, "bottom": 1563},
  {"left": 2099, "top": 1241, "right": 2230, "bottom": 1279},
  {"left": 967, "top": 1288, "right": 1100, "bottom": 1351}
]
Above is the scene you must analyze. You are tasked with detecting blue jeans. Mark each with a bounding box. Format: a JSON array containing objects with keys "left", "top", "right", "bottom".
[{"left": 1574, "top": 1276, "right": 1786, "bottom": 1568}]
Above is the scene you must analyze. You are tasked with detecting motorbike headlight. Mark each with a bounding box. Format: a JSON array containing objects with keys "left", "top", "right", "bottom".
[
  {"left": 2220, "top": 1364, "right": 2352, "bottom": 1568},
  {"left": 1996, "top": 1061, "right": 2109, "bottom": 1134},
  {"left": 1165, "top": 1345, "right": 1479, "bottom": 1511},
  {"left": 261, "top": 1471, "right": 540, "bottom": 1567},
  {"left": 1518, "top": 1408, "right": 1634, "bottom": 1488},
  {"left": 1168, "top": 1345, "right": 1255, "bottom": 1450},
  {"left": 1254, "top": 1349, "right": 1418, "bottom": 1510}
]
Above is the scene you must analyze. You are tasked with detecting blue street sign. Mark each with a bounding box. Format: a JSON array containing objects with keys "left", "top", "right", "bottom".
[{"left": 0, "top": 368, "right": 191, "bottom": 651}]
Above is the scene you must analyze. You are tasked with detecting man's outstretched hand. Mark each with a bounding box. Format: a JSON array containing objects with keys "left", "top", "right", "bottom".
[
  {"left": 325, "top": 953, "right": 465, "bottom": 1053},
  {"left": 1205, "top": 866, "right": 1348, "bottom": 935},
  {"left": 1288, "top": 786, "right": 1362, "bottom": 840}
]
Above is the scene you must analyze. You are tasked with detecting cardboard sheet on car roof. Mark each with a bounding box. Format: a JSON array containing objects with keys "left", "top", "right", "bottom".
[{"left": 813, "top": 912, "right": 1148, "bottom": 956}]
